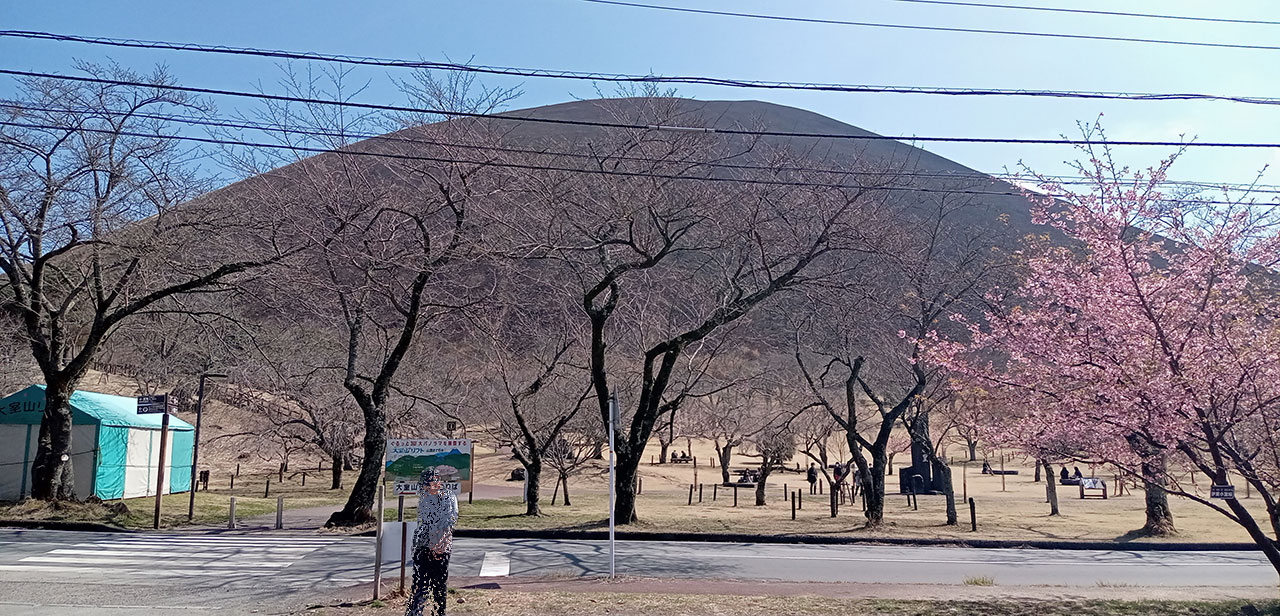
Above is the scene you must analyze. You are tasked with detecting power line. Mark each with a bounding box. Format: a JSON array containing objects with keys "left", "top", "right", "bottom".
[
  {"left": 8, "top": 100, "right": 1278, "bottom": 194},
  {"left": 4, "top": 68, "right": 1279, "bottom": 149},
  {"left": 884, "top": 0, "right": 1280, "bottom": 27},
  {"left": 2, "top": 118, "right": 1269, "bottom": 208},
  {"left": 3, "top": 30, "right": 1278, "bottom": 106},
  {"left": 579, "top": 0, "right": 1280, "bottom": 52}
]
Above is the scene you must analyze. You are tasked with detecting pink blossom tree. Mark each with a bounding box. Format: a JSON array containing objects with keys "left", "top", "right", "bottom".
[{"left": 932, "top": 129, "right": 1280, "bottom": 568}]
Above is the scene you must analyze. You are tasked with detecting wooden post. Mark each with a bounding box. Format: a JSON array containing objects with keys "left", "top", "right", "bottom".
[
  {"left": 638, "top": 477, "right": 643, "bottom": 495},
  {"left": 999, "top": 453, "right": 1007, "bottom": 492},
  {"left": 228, "top": 497, "right": 237, "bottom": 529},
  {"left": 713, "top": 484, "right": 717, "bottom": 501},
  {"left": 152, "top": 411, "right": 171, "bottom": 530},
  {"left": 688, "top": 484, "right": 694, "bottom": 505},
  {"left": 235, "top": 463, "right": 240, "bottom": 477},
  {"left": 698, "top": 483, "right": 703, "bottom": 503},
  {"left": 963, "top": 462, "right": 968, "bottom": 502},
  {"left": 969, "top": 497, "right": 977, "bottom": 532},
  {"left": 302, "top": 472, "right": 306, "bottom": 487},
  {"left": 230, "top": 474, "right": 235, "bottom": 490},
  {"left": 819, "top": 481, "right": 823, "bottom": 495},
  {"left": 275, "top": 495, "right": 284, "bottom": 530},
  {"left": 265, "top": 478, "right": 271, "bottom": 498},
  {"left": 733, "top": 485, "right": 738, "bottom": 507},
  {"left": 798, "top": 490, "right": 802, "bottom": 510},
  {"left": 791, "top": 491, "right": 797, "bottom": 520}
]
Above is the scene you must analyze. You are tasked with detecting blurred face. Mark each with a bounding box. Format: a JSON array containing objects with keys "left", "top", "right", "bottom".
[{"left": 426, "top": 479, "right": 444, "bottom": 495}]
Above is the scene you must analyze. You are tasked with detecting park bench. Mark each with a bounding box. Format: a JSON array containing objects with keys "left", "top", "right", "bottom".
[
  {"left": 1079, "top": 477, "right": 1107, "bottom": 499},
  {"left": 670, "top": 455, "right": 692, "bottom": 464}
]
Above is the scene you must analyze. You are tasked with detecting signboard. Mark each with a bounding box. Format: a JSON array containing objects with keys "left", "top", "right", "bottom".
[
  {"left": 1211, "top": 484, "right": 1235, "bottom": 500},
  {"left": 445, "top": 421, "right": 457, "bottom": 434},
  {"left": 136, "top": 394, "right": 171, "bottom": 414},
  {"left": 1080, "top": 477, "right": 1105, "bottom": 490},
  {"left": 386, "top": 438, "right": 472, "bottom": 496}
]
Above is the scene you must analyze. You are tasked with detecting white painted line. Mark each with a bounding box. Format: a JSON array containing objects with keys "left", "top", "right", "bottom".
[
  {"left": 49, "top": 549, "right": 311, "bottom": 559},
  {"left": 647, "top": 551, "right": 1267, "bottom": 567},
  {"left": 479, "top": 551, "right": 510, "bottom": 577},
  {"left": 0, "top": 564, "right": 276, "bottom": 577},
  {"left": 72, "top": 543, "right": 321, "bottom": 552},
  {"left": 19, "top": 556, "right": 295, "bottom": 568}
]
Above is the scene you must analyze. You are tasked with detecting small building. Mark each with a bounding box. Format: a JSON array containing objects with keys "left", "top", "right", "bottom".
[{"left": 0, "top": 385, "right": 194, "bottom": 501}]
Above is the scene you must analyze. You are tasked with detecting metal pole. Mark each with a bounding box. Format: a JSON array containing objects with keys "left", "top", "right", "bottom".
[
  {"left": 275, "top": 495, "right": 284, "bottom": 530},
  {"left": 374, "top": 484, "right": 385, "bottom": 600},
  {"left": 153, "top": 410, "right": 171, "bottom": 530},
  {"left": 188, "top": 376, "right": 206, "bottom": 521},
  {"left": 228, "top": 496, "right": 237, "bottom": 529},
  {"left": 608, "top": 391, "right": 617, "bottom": 579},
  {"left": 398, "top": 494, "right": 407, "bottom": 593}
]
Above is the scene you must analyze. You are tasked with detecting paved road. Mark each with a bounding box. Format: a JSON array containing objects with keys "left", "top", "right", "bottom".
[
  {"left": 0, "top": 530, "right": 1275, "bottom": 614},
  {"left": 446, "top": 538, "right": 1279, "bottom": 588},
  {"left": 0, "top": 529, "right": 373, "bottom": 615}
]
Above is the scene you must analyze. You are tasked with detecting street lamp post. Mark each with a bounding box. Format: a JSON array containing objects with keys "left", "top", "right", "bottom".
[{"left": 188, "top": 372, "right": 228, "bottom": 521}]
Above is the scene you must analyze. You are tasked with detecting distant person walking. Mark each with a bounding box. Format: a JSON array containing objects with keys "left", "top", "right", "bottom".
[
  {"left": 807, "top": 463, "right": 818, "bottom": 494},
  {"left": 406, "top": 467, "right": 458, "bottom": 616}
]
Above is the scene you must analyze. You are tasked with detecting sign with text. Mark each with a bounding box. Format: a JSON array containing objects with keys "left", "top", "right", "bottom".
[
  {"left": 136, "top": 394, "right": 171, "bottom": 414},
  {"left": 1210, "top": 484, "right": 1235, "bottom": 500},
  {"left": 386, "top": 438, "right": 472, "bottom": 496}
]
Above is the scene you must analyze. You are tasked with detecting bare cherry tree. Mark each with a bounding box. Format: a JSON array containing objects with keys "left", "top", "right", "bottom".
[{"left": 0, "top": 63, "right": 291, "bottom": 499}]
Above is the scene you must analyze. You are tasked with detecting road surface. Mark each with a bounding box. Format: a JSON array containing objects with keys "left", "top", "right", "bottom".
[{"left": 0, "top": 529, "right": 1274, "bottom": 614}]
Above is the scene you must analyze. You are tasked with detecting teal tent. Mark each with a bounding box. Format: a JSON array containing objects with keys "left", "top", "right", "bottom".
[{"left": 0, "top": 385, "right": 194, "bottom": 501}]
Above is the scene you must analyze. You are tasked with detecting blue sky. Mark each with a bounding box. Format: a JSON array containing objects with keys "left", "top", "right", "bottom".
[{"left": 2, "top": 0, "right": 1277, "bottom": 189}]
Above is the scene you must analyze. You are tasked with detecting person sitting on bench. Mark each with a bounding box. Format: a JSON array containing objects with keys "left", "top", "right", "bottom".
[
  {"left": 1073, "top": 466, "right": 1083, "bottom": 479},
  {"left": 1060, "top": 467, "right": 1070, "bottom": 482},
  {"left": 981, "top": 461, "right": 992, "bottom": 474}
]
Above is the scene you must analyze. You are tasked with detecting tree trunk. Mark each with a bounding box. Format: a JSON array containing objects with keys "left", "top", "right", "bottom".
[
  {"left": 829, "top": 480, "right": 838, "bottom": 517},
  {"left": 967, "top": 440, "right": 977, "bottom": 462},
  {"left": 1034, "top": 460, "right": 1041, "bottom": 482},
  {"left": 862, "top": 455, "right": 888, "bottom": 527},
  {"left": 330, "top": 452, "right": 343, "bottom": 490},
  {"left": 591, "top": 442, "right": 604, "bottom": 460},
  {"left": 935, "top": 459, "right": 957, "bottom": 525},
  {"left": 524, "top": 463, "right": 542, "bottom": 516},
  {"left": 1042, "top": 460, "right": 1060, "bottom": 516},
  {"left": 717, "top": 445, "right": 733, "bottom": 485},
  {"left": 325, "top": 405, "right": 386, "bottom": 527},
  {"left": 887, "top": 453, "right": 895, "bottom": 475},
  {"left": 560, "top": 472, "right": 571, "bottom": 506},
  {"left": 30, "top": 382, "right": 76, "bottom": 500},
  {"left": 659, "top": 440, "right": 670, "bottom": 464},
  {"left": 1140, "top": 455, "right": 1176, "bottom": 536},
  {"left": 613, "top": 452, "right": 639, "bottom": 524},
  {"left": 755, "top": 464, "right": 771, "bottom": 506}
]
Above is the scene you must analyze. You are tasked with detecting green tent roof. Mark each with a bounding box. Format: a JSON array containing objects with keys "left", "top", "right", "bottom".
[{"left": 0, "top": 385, "right": 194, "bottom": 430}]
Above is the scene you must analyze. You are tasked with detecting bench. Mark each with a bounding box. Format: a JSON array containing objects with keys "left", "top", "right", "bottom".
[
  {"left": 1079, "top": 477, "right": 1107, "bottom": 499},
  {"left": 670, "top": 456, "right": 692, "bottom": 464}
]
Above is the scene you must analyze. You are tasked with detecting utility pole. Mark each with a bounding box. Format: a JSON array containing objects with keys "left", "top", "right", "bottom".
[
  {"left": 608, "top": 390, "right": 618, "bottom": 579},
  {"left": 189, "top": 373, "right": 227, "bottom": 521}
]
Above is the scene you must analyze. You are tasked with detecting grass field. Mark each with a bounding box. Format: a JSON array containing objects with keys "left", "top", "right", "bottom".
[{"left": 304, "top": 591, "right": 1280, "bottom": 616}]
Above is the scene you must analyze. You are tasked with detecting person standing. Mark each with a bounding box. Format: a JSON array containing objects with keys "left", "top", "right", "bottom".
[
  {"left": 806, "top": 463, "right": 818, "bottom": 494},
  {"left": 406, "top": 467, "right": 458, "bottom": 616}
]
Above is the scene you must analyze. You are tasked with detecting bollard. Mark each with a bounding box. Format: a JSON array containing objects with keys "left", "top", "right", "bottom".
[
  {"left": 230, "top": 474, "right": 235, "bottom": 490},
  {"left": 302, "top": 472, "right": 306, "bottom": 487},
  {"left": 468, "top": 490, "right": 473, "bottom": 504},
  {"left": 235, "top": 463, "right": 240, "bottom": 477},
  {"left": 228, "top": 497, "right": 237, "bottom": 529},
  {"left": 798, "top": 490, "right": 802, "bottom": 510},
  {"left": 688, "top": 484, "right": 694, "bottom": 505},
  {"left": 713, "top": 484, "right": 717, "bottom": 501},
  {"left": 651, "top": 455, "right": 655, "bottom": 465},
  {"left": 969, "top": 497, "right": 977, "bottom": 531},
  {"left": 699, "top": 483, "right": 703, "bottom": 503},
  {"left": 819, "top": 481, "right": 823, "bottom": 495},
  {"left": 638, "top": 477, "right": 643, "bottom": 495},
  {"left": 733, "top": 485, "right": 738, "bottom": 507},
  {"left": 783, "top": 483, "right": 788, "bottom": 500},
  {"left": 693, "top": 457, "right": 697, "bottom": 467},
  {"left": 791, "top": 491, "right": 797, "bottom": 520},
  {"left": 265, "top": 478, "right": 271, "bottom": 498},
  {"left": 275, "top": 495, "right": 284, "bottom": 530}
]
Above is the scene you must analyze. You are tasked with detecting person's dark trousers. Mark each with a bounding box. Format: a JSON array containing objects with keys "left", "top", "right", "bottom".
[
  {"left": 809, "top": 480, "right": 816, "bottom": 494},
  {"left": 406, "top": 549, "right": 451, "bottom": 616}
]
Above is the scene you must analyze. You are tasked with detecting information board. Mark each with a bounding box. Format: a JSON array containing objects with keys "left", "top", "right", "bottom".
[
  {"left": 1210, "top": 484, "right": 1235, "bottom": 500},
  {"left": 386, "top": 438, "right": 473, "bottom": 496}
]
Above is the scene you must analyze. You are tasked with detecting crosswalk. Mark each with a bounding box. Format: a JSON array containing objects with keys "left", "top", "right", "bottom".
[{"left": 0, "top": 534, "right": 346, "bottom": 579}]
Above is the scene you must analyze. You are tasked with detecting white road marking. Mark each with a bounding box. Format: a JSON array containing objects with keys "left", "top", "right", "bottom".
[
  {"left": 479, "top": 551, "right": 510, "bottom": 577},
  {"left": 20, "top": 556, "right": 295, "bottom": 567},
  {"left": 615, "top": 550, "right": 1266, "bottom": 567}
]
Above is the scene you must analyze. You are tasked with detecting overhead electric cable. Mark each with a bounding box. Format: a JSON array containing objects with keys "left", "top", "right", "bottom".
[
  {"left": 3, "top": 69, "right": 1278, "bottom": 149},
  {"left": 579, "top": 0, "right": 1280, "bottom": 52},
  {"left": 1, "top": 30, "right": 1277, "bottom": 106},
  {"left": 885, "top": 0, "right": 1280, "bottom": 26},
  {"left": 2, "top": 119, "right": 1269, "bottom": 208},
  {"left": 9, "top": 100, "right": 1279, "bottom": 194}
]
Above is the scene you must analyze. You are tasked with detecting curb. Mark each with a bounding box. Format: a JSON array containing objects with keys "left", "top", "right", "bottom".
[
  {"left": 0, "top": 519, "right": 133, "bottom": 533},
  {"left": 449, "top": 528, "right": 1260, "bottom": 552}
]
